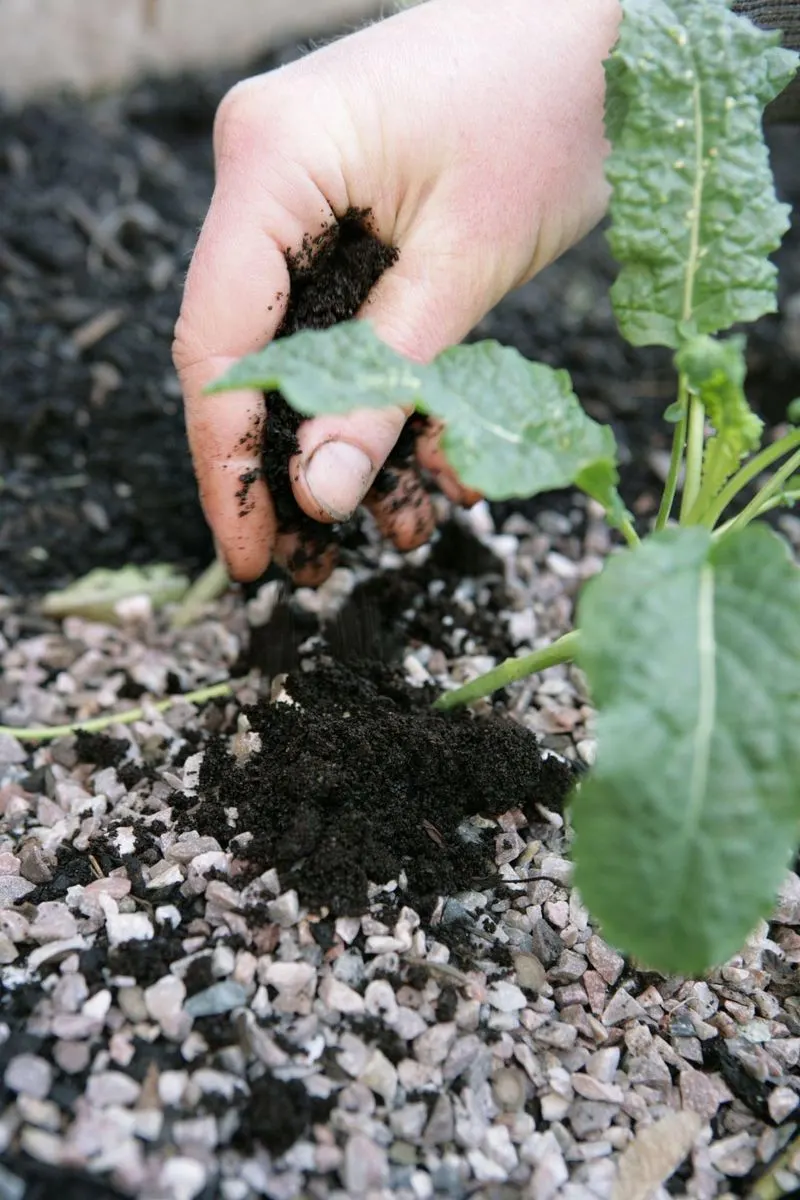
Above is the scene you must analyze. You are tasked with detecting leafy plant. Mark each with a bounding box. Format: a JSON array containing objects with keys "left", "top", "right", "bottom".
[{"left": 209, "top": 0, "right": 800, "bottom": 973}]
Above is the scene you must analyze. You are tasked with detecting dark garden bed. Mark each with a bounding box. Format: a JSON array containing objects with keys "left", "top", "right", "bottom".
[{"left": 1, "top": 22, "right": 800, "bottom": 1200}]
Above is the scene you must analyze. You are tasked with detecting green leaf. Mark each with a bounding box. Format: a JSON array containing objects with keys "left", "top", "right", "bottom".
[
  {"left": 41, "top": 565, "right": 190, "bottom": 623},
  {"left": 788, "top": 398, "right": 800, "bottom": 425},
  {"left": 422, "top": 342, "right": 619, "bottom": 501},
  {"left": 573, "top": 525, "right": 800, "bottom": 974},
  {"left": 676, "top": 333, "right": 763, "bottom": 504},
  {"left": 206, "top": 320, "right": 424, "bottom": 412},
  {"left": 209, "top": 322, "right": 620, "bottom": 504},
  {"left": 605, "top": 0, "right": 797, "bottom": 348}
]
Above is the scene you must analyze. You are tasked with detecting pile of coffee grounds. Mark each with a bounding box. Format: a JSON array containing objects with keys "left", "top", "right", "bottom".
[{"left": 190, "top": 659, "right": 573, "bottom": 917}]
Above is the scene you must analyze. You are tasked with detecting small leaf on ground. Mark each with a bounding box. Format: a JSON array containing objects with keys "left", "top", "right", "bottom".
[
  {"left": 209, "top": 323, "right": 620, "bottom": 504},
  {"left": 605, "top": 0, "right": 797, "bottom": 347},
  {"left": 41, "top": 564, "right": 190, "bottom": 623},
  {"left": 574, "top": 524, "right": 800, "bottom": 974}
]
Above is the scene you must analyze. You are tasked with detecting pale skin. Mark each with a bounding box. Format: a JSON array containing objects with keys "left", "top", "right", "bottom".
[{"left": 173, "top": 0, "right": 622, "bottom": 584}]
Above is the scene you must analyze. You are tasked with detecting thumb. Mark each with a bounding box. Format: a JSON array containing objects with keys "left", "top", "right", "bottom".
[{"left": 291, "top": 236, "right": 496, "bottom": 523}]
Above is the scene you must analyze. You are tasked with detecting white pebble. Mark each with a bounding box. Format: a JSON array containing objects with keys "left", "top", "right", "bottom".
[{"left": 4, "top": 1054, "right": 53, "bottom": 1099}]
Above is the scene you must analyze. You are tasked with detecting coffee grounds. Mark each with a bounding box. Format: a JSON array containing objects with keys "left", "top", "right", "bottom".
[{"left": 192, "top": 659, "right": 573, "bottom": 917}]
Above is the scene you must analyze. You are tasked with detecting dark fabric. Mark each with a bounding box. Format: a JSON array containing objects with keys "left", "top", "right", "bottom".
[{"left": 733, "top": 0, "right": 800, "bottom": 120}]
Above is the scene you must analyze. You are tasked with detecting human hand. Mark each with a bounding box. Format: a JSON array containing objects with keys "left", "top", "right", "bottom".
[{"left": 173, "top": 0, "right": 621, "bottom": 582}]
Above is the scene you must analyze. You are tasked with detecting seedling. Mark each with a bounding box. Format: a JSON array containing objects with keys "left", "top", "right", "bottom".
[{"left": 210, "top": 0, "right": 800, "bottom": 974}]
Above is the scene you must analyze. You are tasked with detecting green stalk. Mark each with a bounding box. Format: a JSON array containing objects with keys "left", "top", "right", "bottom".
[
  {"left": 618, "top": 515, "right": 640, "bottom": 549},
  {"left": 655, "top": 380, "right": 689, "bottom": 531},
  {"left": 433, "top": 630, "right": 580, "bottom": 712},
  {"left": 679, "top": 386, "right": 705, "bottom": 522},
  {"left": 716, "top": 448, "right": 800, "bottom": 540},
  {"left": 700, "top": 428, "right": 800, "bottom": 530},
  {"left": 171, "top": 557, "right": 230, "bottom": 629},
  {"left": 0, "top": 681, "right": 234, "bottom": 743}
]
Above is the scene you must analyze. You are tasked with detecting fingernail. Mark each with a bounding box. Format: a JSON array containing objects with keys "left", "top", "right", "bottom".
[{"left": 303, "top": 441, "right": 375, "bottom": 521}]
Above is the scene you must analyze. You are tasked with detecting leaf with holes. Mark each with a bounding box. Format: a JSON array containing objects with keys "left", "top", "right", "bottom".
[
  {"left": 573, "top": 524, "right": 800, "bottom": 974},
  {"left": 605, "top": 0, "right": 797, "bottom": 348}
]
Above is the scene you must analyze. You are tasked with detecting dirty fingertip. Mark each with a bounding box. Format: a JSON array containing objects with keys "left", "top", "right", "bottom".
[{"left": 366, "top": 468, "right": 436, "bottom": 552}]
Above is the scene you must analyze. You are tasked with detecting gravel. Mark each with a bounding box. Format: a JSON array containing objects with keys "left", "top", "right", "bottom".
[{"left": 2, "top": 501, "right": 800, "bottom": 1199}]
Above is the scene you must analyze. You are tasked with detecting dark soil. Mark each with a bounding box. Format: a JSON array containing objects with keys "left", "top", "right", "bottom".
[
  {"left": 2, "top": 40, "right": 797, "bottom": 596},
  {"left": 255, "top": 207, "right": 401, "bottom": 576},
  {"left": 190, "top": 659, "right": 573, "bottom": 917}
]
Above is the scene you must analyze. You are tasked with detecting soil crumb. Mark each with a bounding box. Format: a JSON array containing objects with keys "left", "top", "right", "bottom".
[{"left": 192, "top": 660, "right": 573, "bottom": 916}]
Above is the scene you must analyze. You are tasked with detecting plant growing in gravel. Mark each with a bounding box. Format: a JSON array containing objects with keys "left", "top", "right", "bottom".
[{"left": 209, "top": 0, "right": 800, "bottom": 975}]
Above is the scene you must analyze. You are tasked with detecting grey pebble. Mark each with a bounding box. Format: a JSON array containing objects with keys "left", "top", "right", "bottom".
[
  {"left": 530, "top": 920, "right": 563, "bottom": 968},
  {"left": 184, "top": 981, "right": 248, "bottom": 1017}
]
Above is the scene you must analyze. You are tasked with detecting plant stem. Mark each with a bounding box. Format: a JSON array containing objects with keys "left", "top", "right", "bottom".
[
  {"left": 679, "top": 384, "right": 705, "bottom": 522},
  {"left": 700, "top": 427, "right": 800, "bottom": 529},
  {"left": 0, "top": 681, "right": 234, "bottom": 743},
  {"left": 618, "top": 516, "right": 640, "bottom": 549},
  {"left": 171, "top": 557, "right": 230, "bottom": 629},
  {"left": 655, "top": 381, "right": 689, "bottom": 531},
  {"left": 716, "top": 448, "right": 800, "bottom": 540},
  {"left": 714, "top": 485, "right": 800, "bottom": 535},
  {"left": 433, "top": 630, "right": 580, "bottom": 712}
]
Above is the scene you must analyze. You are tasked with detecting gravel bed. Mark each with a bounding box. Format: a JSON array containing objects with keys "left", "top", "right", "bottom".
[{"left": 2, "top": 503, "right": 800, "bottom": 1200}]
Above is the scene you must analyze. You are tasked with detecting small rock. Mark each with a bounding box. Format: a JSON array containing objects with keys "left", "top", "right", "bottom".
[
  {"left": 86, "top": 1071, "right": 141, "bottom": 1107},
  {"left": 360, "top": 1049, "right": 398, "bottom": 1105},
  {"left": 549, "top": 949, "right": 586, "bottom": 984},
  {"left": 587, "top": 1047, "right": 620, "bottom": 1082},
  {"left": 492, "top": 1067, "right": 528, "bottom": 1111},
  {"left": 18, "top": 844, "right": 53, "bottom": 884},
  {"left": 482, "top": 1124, "right": 518, "bottom": 1173},
  {"left": 487, "top": 982, "right": 526, "bottom": 1013},
  {"left": 0, "top": 876, "right": 35, "bottom": 906},
  {"left": 602, "top": 987, "right": 648, "bottom": 1027},
  {"left": 530, "top": 920, "right": 563, "bottom": 968},
  {"left": 343, "top": 1133, "right": 389, "bottom": 1195},
  {"left": 53, "top": 1041, "right": 91, "bottom": 1075},
  {"left": 513, "top": 953, "right": 547, "bottom": 993},
  {"left": 0, "top": 733, "right": 26, "bottom": 764},
  {"left": 103, "top": 904, "right": 154, "bottom": 949},
  {"left": 586, "top": 935, "right": 624, "bottom": 986},
  {"left": 390, "top": 1103, "right": 428, "bottom": 1141},
  {"left": 467, "top": 1148, "right": 506, "bottom": 1183},
  {"left": 572, "top": 1074, "right": 624, "bottom": 1103},
  {"left": 708, "top": 1132, "right": 757, "bottom": 1177},
  {"left": 768, "top": 1086, "right": 799, "bottom": 1123},
  {"left": 319, "top": 976, "right": 364, "bottom": 1015},
  {"left": 364, "top": 979, "right": 399, "bottom": 1023},
  {"left": 157, "top": 1156, "right": 207, "bottom": 1200},
  {"left": 414, "top": 1021, "right": 457, "bottom": 1066},
  {"left": 144, "top": 975, "right": 187, "bottom": 1039},
  {"left": 679, "top": 1065, "right": 733, "bottom": 1120},
  {"left": 537, "top": 855, "right": 572, "bottom": 885},
  {"left": 423, "top": 1093, "right": 454, "bottom": 1145},
  {"left": 267, "top": 890, "right": 300, "bottom": 927},
  {"left": 184, "top": 981, "right": 247, "bottom": 1018},
  {"left": 4, "top": 1054, "right": 53, "bottom": 1099},
  {"left": 774, "top": 872, "right": 800, "bottom": 925}
]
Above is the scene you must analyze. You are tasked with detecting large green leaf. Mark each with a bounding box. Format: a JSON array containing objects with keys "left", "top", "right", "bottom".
[
  {"left": 210, "top": 322, "right": 620, "bottom": 503},
  {"left": 206, "top": 321, "right": 424, "bottom": 412},
  {"left": 421, "top": 342, "right": 618, "bottom": 500},
  {"left": 573, "top": 525, "right": 800, "bottom": 974},
  {"left": 605, "top": 0, "right": 797, "bottom": 348}
]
